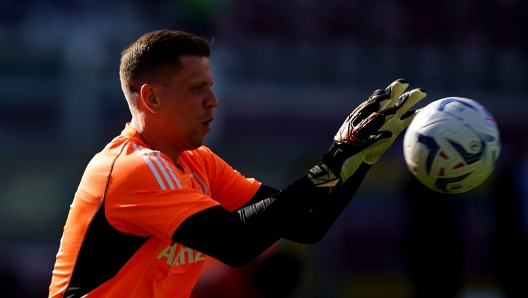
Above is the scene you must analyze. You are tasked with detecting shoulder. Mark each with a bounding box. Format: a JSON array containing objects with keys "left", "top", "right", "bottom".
[
  {"left": 181, "top": 146, "right": 219, "bottom": 166},
  {"left": 185, "top": 146, "right": 214, "bottom": 158},
  {"left": 118, "top": 141, "right": 162, "bottom": 170},
  {"left": 112, "top": 141, "right": 183, "bottom": 191}
]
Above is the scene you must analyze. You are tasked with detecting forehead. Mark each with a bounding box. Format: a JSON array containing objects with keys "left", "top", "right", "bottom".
[{"left": 174, "top": 55, "right": 213, "bottom": 84}]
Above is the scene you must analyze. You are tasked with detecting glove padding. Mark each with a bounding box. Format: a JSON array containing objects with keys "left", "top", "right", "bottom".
[
  {"left": 363, "top": 80, "right": 427, "bottom": 164},
  {"left": 306, "top": 79, "right": 426, "bottom": 187}
]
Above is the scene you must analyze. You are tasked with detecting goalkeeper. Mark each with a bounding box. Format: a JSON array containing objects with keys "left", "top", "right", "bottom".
[{"left": 49, "top": 30, "right": 426, "bottom": 298}]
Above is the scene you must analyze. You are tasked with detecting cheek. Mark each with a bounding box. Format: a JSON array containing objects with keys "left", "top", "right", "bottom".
[
  {"left": 166, "top": 100, "right": 201, "bottom": 128},
  {"left": 174, "top": 109, "right": 195, "bottom": 129}
]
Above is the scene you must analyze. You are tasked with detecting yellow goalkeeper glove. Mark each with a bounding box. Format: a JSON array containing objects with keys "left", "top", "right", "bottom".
[
  {"left": 306, "top": 79, "right": 426, "bottom": 187},
  {"left": 363, "top": 80, "right": 427, "bottom": 164}
]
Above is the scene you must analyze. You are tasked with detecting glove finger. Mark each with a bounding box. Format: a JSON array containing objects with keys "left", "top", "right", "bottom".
[
  {"left": 385, "top": 79, "right": 409, "bottom": 109},
  {"left": 351, "top": 89, "right": 386, "bottom": 114},
  {"left": 395, "top": 88, "right": 426, "bottom": 115},
  {"left": 351, "top": 92, "right": 390, "bottom": 126},
  {"left": 357, "top": 130, "right": 391, "bottom": 148},
  {"left": 377, "top": 106, "right": 397, "bottom": 122},
  {"left": 335, "top": 92, "right": 391, "bottom": 142},
  {"left": 370, "top": 91, "right": 391, "bottom": 109},
  {"left": 352, "top": 111, "right": 390, "bottom": 139},
  {"left": 375, "top": 130, "right": 393, "bottom": 140},
  {"left": 400, "top": 108, "right": 421, "bottom": 127}
]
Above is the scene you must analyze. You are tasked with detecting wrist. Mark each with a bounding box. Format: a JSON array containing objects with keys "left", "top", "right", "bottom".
[{"left": 304, "top": 162, "right": 340, "bottom": 187}]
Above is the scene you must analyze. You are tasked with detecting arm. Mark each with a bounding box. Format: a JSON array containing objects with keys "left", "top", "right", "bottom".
[
  {"left": 174, "top": 79, "right": 426, "bottom": 267},
  {"left": 280, "top": 162, "right": 371, "bottom": 244},
  {"left": 172, "top": 164, "right": 368, "bottom": 267},
  {"left": 172, "top": 176, "right": 329, "bottom": 267},
  {"left": 237, "top": 163, "right": 372, "bottom": 244}
]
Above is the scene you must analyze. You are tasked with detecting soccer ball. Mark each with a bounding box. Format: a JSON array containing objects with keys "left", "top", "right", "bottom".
[{"left": 403, "top": 97, "right": 501, "bottom": 194}]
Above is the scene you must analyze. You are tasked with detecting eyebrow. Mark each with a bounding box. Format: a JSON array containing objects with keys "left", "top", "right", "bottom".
[{"left": 185, "top": 78, "right": 214, "bottom": 86}]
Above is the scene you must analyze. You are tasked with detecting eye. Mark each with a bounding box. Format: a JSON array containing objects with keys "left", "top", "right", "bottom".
[{"left": 192, "top": 85, "right": 204, "bottom": 92}]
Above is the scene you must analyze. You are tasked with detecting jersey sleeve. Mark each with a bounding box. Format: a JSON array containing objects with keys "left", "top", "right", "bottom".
[
  {"left": 199, "top": 147, "right": 261, "bottom": 211},
  {"left": 104, "top": 143, "right": 220, "bottom": 242}
]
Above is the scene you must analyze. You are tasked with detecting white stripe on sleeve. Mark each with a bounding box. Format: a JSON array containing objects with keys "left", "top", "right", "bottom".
[
  {"left": 148, "top": 151, "right": 175, "bottom": 190},
  {"left": 159, "top": 154, "right": 183, "bottom": 189},
  {"left": 132, "top": 143, "right": 167, "bottom": 190},
  {"left": 192, "top": 172, "right": 209, "bottom": 195},
  {"left": 189, "top": 173, "right": 203, "bottom": 193}
]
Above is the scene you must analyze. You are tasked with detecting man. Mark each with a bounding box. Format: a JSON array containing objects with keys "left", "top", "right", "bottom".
[{"left": 49, "top": 30, "right": 426, "bottom": 298}]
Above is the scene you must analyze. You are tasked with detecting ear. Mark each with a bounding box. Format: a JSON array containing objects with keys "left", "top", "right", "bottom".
[{"left": 139, "top": 84, "right": 161, "bottom": 114}]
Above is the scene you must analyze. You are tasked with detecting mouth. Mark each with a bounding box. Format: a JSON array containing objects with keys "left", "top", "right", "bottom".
[{"left": 202, "top": 118, "right": 214, "bottom": 128}]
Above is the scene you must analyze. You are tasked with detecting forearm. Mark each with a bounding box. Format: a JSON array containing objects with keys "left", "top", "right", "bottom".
[
  {"left": 244, "top": 164, "right": 370, "bottom": 244},
  {"left": 173, "top": 162, "right": 369, "bottom": 267},
  {"left": 281, "top": 162, "right": 371, "bottom": 244},
  {"left": 172, "top": 176, "right": 329, "bottom": 267}
]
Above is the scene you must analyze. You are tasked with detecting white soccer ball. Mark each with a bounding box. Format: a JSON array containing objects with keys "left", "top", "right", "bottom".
[{"left": 403, "top": 97, "right": 500, "bottom": 194}]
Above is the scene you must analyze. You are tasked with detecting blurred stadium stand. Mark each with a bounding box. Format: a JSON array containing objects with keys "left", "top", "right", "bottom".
[{"left": 0, "top": 0, "right": 527, "bottom": 297}]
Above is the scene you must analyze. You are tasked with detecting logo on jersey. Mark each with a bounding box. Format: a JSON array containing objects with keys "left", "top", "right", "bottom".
[{"left": 157, "top": 243, "right": 205, "bottom": 267}]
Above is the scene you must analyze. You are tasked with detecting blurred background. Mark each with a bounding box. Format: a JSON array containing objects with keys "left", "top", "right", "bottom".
[{"left": 0, "top": 0, "right": 527, "bottom": 297}]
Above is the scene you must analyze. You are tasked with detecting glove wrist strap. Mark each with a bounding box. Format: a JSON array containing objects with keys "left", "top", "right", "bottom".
[{"left": 304, "top": 162, "right": 340, "bottom": 187}]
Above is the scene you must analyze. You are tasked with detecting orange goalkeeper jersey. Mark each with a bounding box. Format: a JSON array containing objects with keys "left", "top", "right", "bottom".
[{"left": 49, "top": 124, "right": 261, "bottom": 298}]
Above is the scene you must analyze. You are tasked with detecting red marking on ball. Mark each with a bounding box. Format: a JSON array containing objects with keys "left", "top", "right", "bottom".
[{"left": 454, "top": 162, "right": 464, "bottom": 169}]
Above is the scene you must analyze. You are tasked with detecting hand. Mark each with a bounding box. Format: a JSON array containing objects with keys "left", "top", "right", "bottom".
[
  {"left": 363, "top": 80, "right": 427, "bottom": 164},
  {"left": 305, "top": 79, "right": 426, "bottom": 187}
]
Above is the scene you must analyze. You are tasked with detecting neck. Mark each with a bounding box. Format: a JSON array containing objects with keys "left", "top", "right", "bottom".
[{"left": 130, "top": 117, "right": 182, "bottom": 164}]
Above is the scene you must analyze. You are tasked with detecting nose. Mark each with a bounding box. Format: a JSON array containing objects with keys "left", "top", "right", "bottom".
[{"left": 205, "top": 89, "right": 219, "bottom": 109}]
